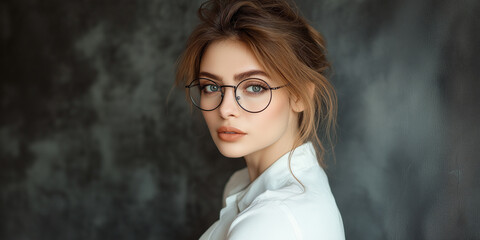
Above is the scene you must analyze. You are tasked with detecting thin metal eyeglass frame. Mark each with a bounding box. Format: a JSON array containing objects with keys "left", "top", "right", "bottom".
[{"left": 185, "top": 77, "right": 287, "bottom": 113}]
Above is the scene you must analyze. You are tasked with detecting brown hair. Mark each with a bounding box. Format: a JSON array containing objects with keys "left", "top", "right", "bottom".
[{"left": 175, "top": 0, "right": 337, "bottom": 168}]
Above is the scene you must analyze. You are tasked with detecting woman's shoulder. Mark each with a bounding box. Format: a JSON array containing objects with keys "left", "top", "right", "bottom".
[
  {"left": 231, "top": 178, "right": 344, "bottom": 239},
  {"left": 229, "top": 193, "right": 345, "bottom": 240},
  {"left": 254, "top": 179, "right": 342, "bottom": 221}
]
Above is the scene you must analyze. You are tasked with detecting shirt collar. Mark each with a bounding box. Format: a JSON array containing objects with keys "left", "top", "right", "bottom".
[{"left": 236, "top": 142, "right": 318, "bottom": 212}]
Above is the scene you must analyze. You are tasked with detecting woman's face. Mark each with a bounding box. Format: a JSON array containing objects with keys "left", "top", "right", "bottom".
[{"left": 199, "top": 39, "right": 300, "bottom": 161}]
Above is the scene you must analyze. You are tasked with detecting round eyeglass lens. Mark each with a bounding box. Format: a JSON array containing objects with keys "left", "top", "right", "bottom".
[
  {"left": 236, "top": 79, "right": 272, "bottom": 113},
  {"left": 188, "top": 78, "right": 222, "bottom": 111}
]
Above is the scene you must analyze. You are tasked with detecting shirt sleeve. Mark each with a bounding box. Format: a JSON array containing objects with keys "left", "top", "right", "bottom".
[{"left": 227, "top": 202, "right": 302, "bottom": 240}]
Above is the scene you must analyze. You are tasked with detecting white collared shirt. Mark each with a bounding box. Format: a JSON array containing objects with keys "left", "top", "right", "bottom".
[{"left": 200, "top": 142, "right": 345, "bottom": 240}]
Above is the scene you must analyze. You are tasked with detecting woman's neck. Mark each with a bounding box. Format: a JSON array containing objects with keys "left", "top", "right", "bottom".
[{"left": 243, "top": 129, "right": 298, "bottom": 182}]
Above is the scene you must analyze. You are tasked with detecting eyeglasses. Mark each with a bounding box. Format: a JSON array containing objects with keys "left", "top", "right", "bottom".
[{"left": 185, "top": 78, "right": 287, "bottom": 113}]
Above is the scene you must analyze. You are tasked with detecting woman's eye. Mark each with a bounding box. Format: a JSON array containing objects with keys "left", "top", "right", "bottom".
[
  {"left": 246, "top": 85, "right": 265, "bottom": 93},
  {"left": 203, "top": 84, "right": 219, "bottom": 93}
]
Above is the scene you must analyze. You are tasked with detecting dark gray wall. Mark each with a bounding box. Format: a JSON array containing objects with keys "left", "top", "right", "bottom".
[{"left": 1, "top": 0, "right": 478, "bottom": 239}]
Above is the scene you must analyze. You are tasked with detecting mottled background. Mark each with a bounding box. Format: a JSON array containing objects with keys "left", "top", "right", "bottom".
[{"left": 1, "top": 0, "right": 479, "bottom": 239}]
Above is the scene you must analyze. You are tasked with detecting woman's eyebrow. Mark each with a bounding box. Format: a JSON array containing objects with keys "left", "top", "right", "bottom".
[
  {"left": 234, "top": 70, "right": 269, "bottom": 81},
  {"left": 198, "top": 70, "right": 269, "bottom": 82},
  {"left": 199, "top": 71, "right": 221, "bottom": 81}
]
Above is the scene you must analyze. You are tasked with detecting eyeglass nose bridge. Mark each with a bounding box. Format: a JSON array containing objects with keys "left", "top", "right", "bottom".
[{"left": 219, "top": 85, "right": 241, "bottom": 101}]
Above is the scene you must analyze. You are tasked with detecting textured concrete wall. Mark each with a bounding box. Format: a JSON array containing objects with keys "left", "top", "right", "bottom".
[{"left": 1, "top": 0, "right": 479, "bottom": 239}]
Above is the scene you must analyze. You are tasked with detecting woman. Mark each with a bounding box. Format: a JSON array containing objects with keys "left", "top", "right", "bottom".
[{"left": 176, "top": 0, "right": 345, "bottom": 239}]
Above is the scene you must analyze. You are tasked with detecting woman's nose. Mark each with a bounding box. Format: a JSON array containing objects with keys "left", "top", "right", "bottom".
[{"left": 218, "top": 87, "right": 240, "bottom": 119}]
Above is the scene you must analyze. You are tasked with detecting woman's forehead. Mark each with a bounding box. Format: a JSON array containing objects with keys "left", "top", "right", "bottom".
[{"left": 198, "top": 39, "right": 285, "bottom": 84}]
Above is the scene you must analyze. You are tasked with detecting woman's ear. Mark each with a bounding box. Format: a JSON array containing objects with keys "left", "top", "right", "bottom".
[{"left": 290, "top": 82, "right": 315, "bottom": 113}]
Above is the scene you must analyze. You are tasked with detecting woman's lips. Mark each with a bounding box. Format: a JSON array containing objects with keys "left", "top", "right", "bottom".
[{"left": 217, "top": 126, "right": 246, "bottom": 142}]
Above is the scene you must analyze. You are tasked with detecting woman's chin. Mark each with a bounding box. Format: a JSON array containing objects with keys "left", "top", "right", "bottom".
[
  {"left": 218, "top": 149, "right": 245, "bottom": 158},
  {"left": 215, "top": 144, "right": 247, "bottom": 158}
]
